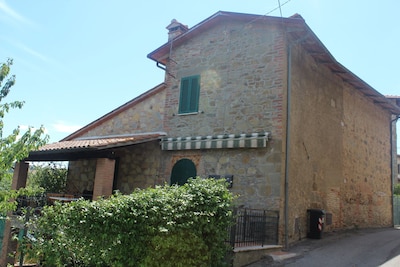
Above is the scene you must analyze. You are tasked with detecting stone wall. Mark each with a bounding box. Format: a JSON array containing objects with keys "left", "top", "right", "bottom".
[
  {"left": 79, "top": 87, "right": 166, "bottom": 138},
  {"left": 163, "top": 20, "right": 285, "bottom": 139},
  {"left": 66, "top": 159, "right": 97, "bottom": 195},
  {"left": 161, "top": 142, "right": 282, "bottom": 210},
  {"left": 66, "top": 141, "right": 165, "bottom": 195},
  {"left": 287, "top": 42, "right": 392, "bottom": 243},
  {"left": 114, "top": 141, "right": 165, "bottom": 193},
  {"left": 341, "top": 83, "right": 392, "bottom": 229},
  {"left": 158, "top": 18, "right": 286, "bottom": 212}
]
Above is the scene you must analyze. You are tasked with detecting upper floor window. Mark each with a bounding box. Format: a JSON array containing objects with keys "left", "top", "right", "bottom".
[{"left": 179, "top": 75, "right": 200, "bottom": 114}]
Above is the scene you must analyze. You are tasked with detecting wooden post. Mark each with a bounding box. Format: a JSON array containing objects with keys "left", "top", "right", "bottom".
[{"left": 11, "top": 161, "right": 29, "bottom": 190}]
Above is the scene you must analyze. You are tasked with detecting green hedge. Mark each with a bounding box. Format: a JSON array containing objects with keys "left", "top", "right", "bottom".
[{"left": 28, "top": 178, "right": 234, "bottom": 266}]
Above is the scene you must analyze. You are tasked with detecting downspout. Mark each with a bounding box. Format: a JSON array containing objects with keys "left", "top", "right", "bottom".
[
  {"left": 283, "top": 30, "right": 311, "bottom": 249},
  {"left": 284, "top": 43, "right": 292, "bottom": 249},
  {"left": 156, "top": 61, "right": 175, "bottom": 79},
  {"left": 156, "top": 61, "right": 166, "bottom": 71}
]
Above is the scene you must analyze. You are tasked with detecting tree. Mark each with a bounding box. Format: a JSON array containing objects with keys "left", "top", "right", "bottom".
[
  {"left": 0, "top": 58, "right": 49, "bottom": 212},
  {"left": 0, "top": 58, "right": 48, "bottom": 176},
  {"left": 28, "top": 162, "right": 67, "bottom": 193}
]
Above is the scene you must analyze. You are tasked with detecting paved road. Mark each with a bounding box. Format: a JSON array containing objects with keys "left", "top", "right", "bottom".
[{"left": 259, "top": 228, "right": 400, "bottom": 267}]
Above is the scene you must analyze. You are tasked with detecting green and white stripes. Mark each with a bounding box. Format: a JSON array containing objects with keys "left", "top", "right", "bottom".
[{"left": 161, "top": 132, "right": 270, "bottom": 150}]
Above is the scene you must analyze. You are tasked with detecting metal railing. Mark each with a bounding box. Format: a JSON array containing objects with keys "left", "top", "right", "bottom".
[{"left": 228, "top": 208, "right": 279, "bottom": 247}]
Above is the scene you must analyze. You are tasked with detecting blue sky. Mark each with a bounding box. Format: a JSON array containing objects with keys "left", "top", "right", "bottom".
[{"left": 1, "top": 0, "right": 399, "bottom": 150}]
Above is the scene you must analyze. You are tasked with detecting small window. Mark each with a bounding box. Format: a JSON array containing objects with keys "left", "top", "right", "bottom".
[{"left": 179, "top": 75, "right": 200, "bottom": 114}]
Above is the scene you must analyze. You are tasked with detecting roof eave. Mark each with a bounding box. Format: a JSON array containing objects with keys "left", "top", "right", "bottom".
[
  {"left": 147, "top": 11, "right": 304, "bottom": 64},
  {"left": 148, "top": 11, "right": 400, "bottom": 115},
  {"left": 26, "top": 148, "right": 114, "bottom": 162},
  {"left": 288, "top": 20, "right": 400, "bottom": 115},
  {"left": 26, "top": 133, "right": 166, "bottom": 161}
]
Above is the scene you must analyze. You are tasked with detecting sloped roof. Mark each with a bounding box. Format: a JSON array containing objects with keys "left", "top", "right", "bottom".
[
  {"left": 26, "top": 132, "right": 167, "bottom": 161},
  {"left": 386, "top": 95, "right": 400, "bottom": 99},
  {"left": 40, "top": 133, "right": 166, "bottom": 152},
  {"left": 147, "top": 11, "right": 400, "bottom": 115},
  {"left": 148, "top": 11, "right": 301, "bottom": 64},
  {"left": 386, "top": 95, "right": 400, "bottom": 110}
]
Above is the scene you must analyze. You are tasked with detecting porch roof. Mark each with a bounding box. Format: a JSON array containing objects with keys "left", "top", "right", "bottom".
[{"left": 25, "top": 132, "right": 167, "bottom": 161}]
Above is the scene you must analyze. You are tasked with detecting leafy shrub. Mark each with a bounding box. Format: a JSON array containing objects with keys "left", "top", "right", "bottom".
[
  {"left": 28, "top": 178, "right": 234, "bottom": 266},
  {"left": 0, "top": 187, "right": 44, "bottom": 215},
  {"left": 142, "top": 230, "right": 210, "bottom": 267},
  {"left": 27, "top": 162, "right": 67, "bottom": 193}
]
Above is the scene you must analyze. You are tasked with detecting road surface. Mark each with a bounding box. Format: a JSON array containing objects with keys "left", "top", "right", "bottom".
[{"left": 250, "top": 228, "right": 400, "bottom": 266}]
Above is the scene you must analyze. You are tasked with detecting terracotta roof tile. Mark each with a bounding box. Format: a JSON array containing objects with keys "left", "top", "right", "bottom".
[{"left": 38, "top": 132, "right": 166, "bottom": 152}]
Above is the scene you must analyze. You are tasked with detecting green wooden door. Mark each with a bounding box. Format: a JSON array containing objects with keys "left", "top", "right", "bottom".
[{"left": 170, "top": 159, "right": 196, "bottom": 186}]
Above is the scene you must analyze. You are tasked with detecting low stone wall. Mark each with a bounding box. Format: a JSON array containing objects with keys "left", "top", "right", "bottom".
[{"left": 233, "top": 245, "right": 282, "bottom": 267}]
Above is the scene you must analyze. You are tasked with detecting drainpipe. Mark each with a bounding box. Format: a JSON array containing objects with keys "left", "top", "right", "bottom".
[
  {"left": 156, "top": 61, "right": 175, "bottom": 79},
  {"left": 283, "top": 31, "right": 312, "bottom": 249},
  {"left": 391, "top": 115, "right": 399, "bottom": 226},
  {"left": 156, "top": 61, "right": 167, "bottom": 72},
  {"left": 284, "top": 43, "right": 292, "bottom": 250}
]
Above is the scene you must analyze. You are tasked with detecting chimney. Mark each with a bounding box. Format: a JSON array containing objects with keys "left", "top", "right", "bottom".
[{"left": 166, "top": 19, "right": 188, "bottom": 41}]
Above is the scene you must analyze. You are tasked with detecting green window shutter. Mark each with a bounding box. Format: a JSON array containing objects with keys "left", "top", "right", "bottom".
[
  {"left": 189, "top": 76, "right": 199, "bottom": 112},
  {"left": 179, "top": 75, "right": 200, "bottom": 114}
]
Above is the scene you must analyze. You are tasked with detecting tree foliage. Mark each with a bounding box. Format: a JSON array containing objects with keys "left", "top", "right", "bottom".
[
  {"left": 28, "top": 178, "right": 234, "bottom": 266},
  {"left": 0, "top": 59, "right": 48, "bottom": 181},
  {"left": 28, "top": 162, "right": 67, "bottom": 193},
  {"left": 0, "top": 58, "right": 49, "bottom": 213}
]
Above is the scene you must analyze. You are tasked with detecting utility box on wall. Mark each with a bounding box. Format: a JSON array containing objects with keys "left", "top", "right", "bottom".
[{"left": 307, "top": 209, "right": 325, "bottom": 239}]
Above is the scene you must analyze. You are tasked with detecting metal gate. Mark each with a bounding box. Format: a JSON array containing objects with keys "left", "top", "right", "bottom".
[
  {"left": 228, "top": 208, "right": 279, "bottom": 247},
  {"left": 394, "top": 195, "right": 400, "bottom": 226}
]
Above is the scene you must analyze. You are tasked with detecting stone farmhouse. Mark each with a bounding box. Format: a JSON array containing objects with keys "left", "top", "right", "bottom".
[{"left": 6, "top": 11, "right": 400, "bottom": 253}]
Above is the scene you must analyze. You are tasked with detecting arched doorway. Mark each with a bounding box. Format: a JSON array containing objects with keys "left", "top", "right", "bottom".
[{"left": 170, "top": 158, "right": 196, "bottom": 186}]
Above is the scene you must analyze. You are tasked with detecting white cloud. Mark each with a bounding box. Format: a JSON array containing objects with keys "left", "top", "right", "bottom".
[
  {"left": 19, "top": 124, "right": 29, "bottom": 131},
  {"left": 53, "top": 121, "right": 82, "bottom": 134},
  {"left": 0, "top": 0, "right": 36, "bottom": 27}
]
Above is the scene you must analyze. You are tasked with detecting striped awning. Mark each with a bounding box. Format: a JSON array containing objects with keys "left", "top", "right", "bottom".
[{"left": 161, "top": 132, "right": 270, "bottom": 150}]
